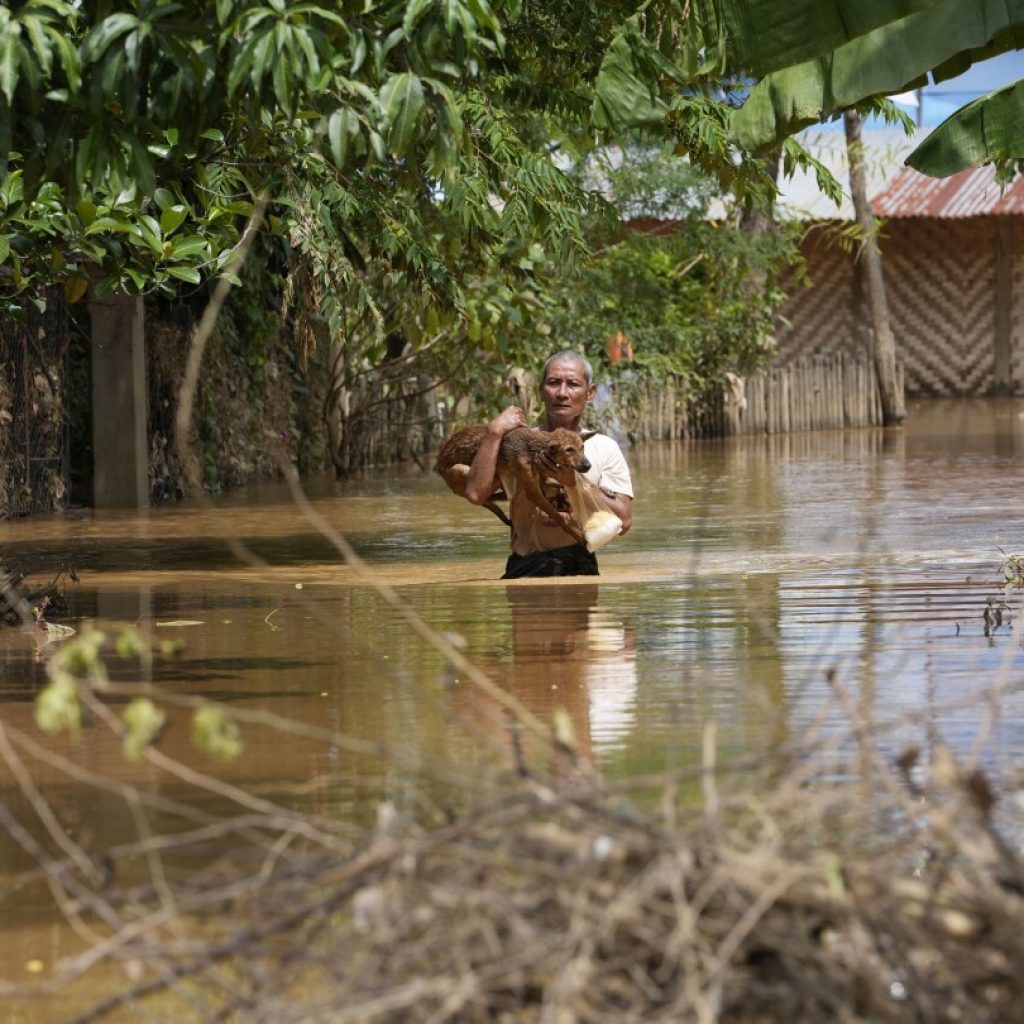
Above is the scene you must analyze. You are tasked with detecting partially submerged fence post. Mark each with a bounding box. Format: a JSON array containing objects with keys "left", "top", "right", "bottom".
[{"left": 90, "top": 292, "right": 149, "bottom": 509}]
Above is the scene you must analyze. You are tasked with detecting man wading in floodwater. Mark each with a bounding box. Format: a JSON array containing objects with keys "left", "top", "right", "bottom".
[{"left": 463, "top": 350, "right": 634, "bottom": 579}]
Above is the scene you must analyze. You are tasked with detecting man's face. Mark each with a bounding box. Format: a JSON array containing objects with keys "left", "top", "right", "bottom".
[{"left": 540, "top": 358, "right": 595, "bottom": 428}]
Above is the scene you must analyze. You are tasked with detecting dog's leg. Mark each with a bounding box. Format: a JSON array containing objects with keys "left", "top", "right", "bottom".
[
  {"left": 484, "top": 501, "right": 513, "bottom": 529},
  {"left": 520, "top": 473, "right": 587, "bottom": 546},
  {"left": 443, "top": 465, "right": 512, "bottom": 529}
]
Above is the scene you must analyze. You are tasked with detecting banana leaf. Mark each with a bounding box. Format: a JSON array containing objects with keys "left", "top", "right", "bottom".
[
  {"left": 731, "top": 0, "right": 1024, "bottom": 151},
  {"left": 715, "top": 0, "right": 943, "bottom": 76},
  {"left": 906, "top": 79, "right": 1024, "bottom": 176}
]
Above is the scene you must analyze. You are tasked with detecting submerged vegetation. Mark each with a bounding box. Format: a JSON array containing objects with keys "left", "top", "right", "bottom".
[{"left": 3, "top": 610, "right": 1024, "bottom": 1022}]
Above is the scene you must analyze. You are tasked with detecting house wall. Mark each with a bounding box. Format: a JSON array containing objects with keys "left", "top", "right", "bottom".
[{"left": 774, "top": 217, "right": 1023, "bottom": 396}]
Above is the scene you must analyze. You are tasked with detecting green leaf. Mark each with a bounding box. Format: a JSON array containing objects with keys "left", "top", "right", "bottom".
[
  {"left": 76, "top": 199, "right": 97, "bottom": 226},
  {"left": 64, "top": 274, "right": 89, "bottom": 303},
  {"left": 272, "top": 35, "right": 292, "bottom": 111},
  {"left": 125, "top": 267, "right": 147, "bottom": 291},
  {"left": 48, "top": 28, "right": 80, "bottom": 91},
  {"left": 153, "top": 187, "right": 175, "bottom": 210},
  {"left": 367, "top": 128, "right": 386, "bottom": 164},
  {"left": 85, "top": 216, "right": 134, "bottom": 234},
  {"left": 23, "top": 15, "right": 52, "bottom": 76},
  {"left": 0, "top": 25, "right": 21, "bottom": 104},
  {"left": 83, "top": 12, "right": 140, "bottom": 61},
  {"left": 131, "top": 137, "right": 157, "bottom": 197},
  {"left": 350, "top": 31, "right": 366, "bottom": 74},
  {"left": 327, "top": 106, "right": 359, "bottom": 168},
  {"left": 94, "top": 275, "right": 120, "bottom": 298},
  {"left": 169, "top": 235, "right": 211, "bottom": 258},
  {"left": 160, "top": 204, "right": 188, "bottom": 236},
  {"left": 379, "top": 72, "right": 425, "bottom": 153},
  {"left": 165, "top": 265, "right": 201, "bottom": 283},
  {"left": 592, "top": 30, "right": 672, "bottom": 131},
  {"left": 35, "top": 674, "right": 81, "bottom": 738},
  {"left": 251, "top": 27, "right": 275, "bottom": 92},
  {"left": 292, "top": 24, "right": 320, "bottom": 87},
  {"left": 138, "top": 213, "right": 162, "bottom": 243},
  {"left": 403, "top": 0, "right": 432, "bottom": 39},
  {"left": 718, "top": 0, "right": 944, "bottom": 76}
]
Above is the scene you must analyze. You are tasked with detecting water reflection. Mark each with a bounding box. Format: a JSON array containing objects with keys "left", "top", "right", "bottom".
[{"left": 500, "top": 584, "right": 638, "bottom": 762}]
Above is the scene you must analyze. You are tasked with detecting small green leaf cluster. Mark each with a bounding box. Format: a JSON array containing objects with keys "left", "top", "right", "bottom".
[
  {"left": 121, "top": 697, "right": 166, "bottom": 762},
  {"left": 34, "top": 623, "right": 243, "bottom": 764},
  {"left": 35, "top": 624, "right": 108, "bottom": 739},
  {"left": 191, "top": 705, "right": 243, "bottom": 763}
]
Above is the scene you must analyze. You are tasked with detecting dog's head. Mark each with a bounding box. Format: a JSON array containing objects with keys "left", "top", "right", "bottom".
[{"left": 546, "top": 429, "right": 591, "bottom": 475}]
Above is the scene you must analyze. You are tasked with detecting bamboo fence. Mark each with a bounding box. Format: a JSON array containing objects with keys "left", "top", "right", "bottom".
[{"left": 624, "top": 354, "right": 903, "bottom": 442}]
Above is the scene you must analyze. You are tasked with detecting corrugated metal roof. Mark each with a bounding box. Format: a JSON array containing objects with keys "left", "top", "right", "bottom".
[{"left": 871, "top": 164, "right": 1024, "bottom": 218}]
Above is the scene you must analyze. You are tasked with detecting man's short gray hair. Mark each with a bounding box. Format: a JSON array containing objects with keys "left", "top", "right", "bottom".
[{"left": 541, "top": 350, "right": 593, "bottom": 386}]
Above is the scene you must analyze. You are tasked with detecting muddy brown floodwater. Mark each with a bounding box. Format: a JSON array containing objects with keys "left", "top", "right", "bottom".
[{"left": 3, "top": 397, "right": 1024, "bottom": 1018}]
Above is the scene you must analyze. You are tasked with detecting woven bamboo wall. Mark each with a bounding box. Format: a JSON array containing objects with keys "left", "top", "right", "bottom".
[{"left": 774, "top": 218, "right": 1019, "bottom": 396}]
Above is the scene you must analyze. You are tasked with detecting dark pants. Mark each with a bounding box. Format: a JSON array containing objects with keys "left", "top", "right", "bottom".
[{"left": 501, "top": 544, "right": 599, "bottom": 579}]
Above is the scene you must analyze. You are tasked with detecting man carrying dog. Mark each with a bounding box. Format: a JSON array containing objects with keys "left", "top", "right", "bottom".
[{"left": 463, "top": 350, "right": 634, "bottom": 578}]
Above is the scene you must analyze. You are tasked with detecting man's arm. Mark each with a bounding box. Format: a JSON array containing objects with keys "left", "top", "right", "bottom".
[
  {"left": 596, "top": 490, "right": 633, "bottom": 534},
  {"left": 463, "top": 406, "right": 527, "bottom": 505}
]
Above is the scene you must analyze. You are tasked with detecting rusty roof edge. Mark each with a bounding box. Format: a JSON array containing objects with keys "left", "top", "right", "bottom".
[{"left": 871, "top": 164, "right": 1024, "bottom": 218}]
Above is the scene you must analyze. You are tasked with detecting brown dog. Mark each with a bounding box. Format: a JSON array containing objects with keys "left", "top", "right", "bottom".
[{"left": 434, "top": 424, "right": 591, "bottom": 544}]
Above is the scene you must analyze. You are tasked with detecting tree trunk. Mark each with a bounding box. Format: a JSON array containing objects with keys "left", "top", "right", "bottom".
[
  {"left": 326, "top": 337, "right": 349, "bottom": 475},
  {"left": 738, "top": 149, "right": 781, "bottom": 294},
  {"left": 844, "top": 110, "right": 905, "bottom": 425}
]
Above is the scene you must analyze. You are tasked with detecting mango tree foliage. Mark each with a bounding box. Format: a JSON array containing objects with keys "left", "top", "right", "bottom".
[
  {"left": 0, "top": 0, "right": 853, "bottom": 319},
  {"left": 0, "top": 0, "right": 509, "bottom": 194},
  {"left": 0, "top": 0, "right": 571, "bottom": 316}
]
